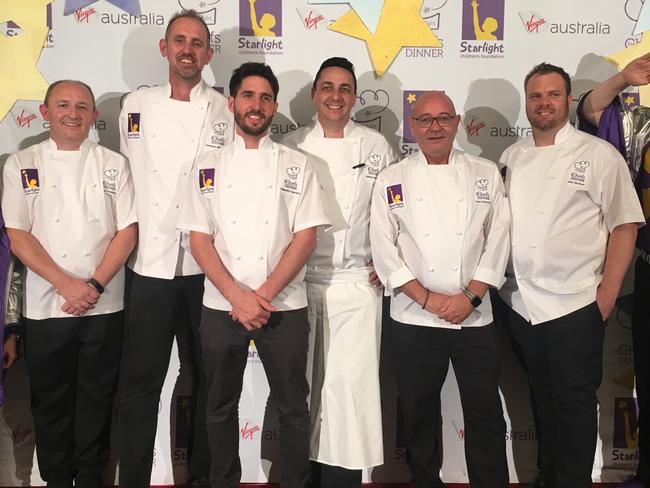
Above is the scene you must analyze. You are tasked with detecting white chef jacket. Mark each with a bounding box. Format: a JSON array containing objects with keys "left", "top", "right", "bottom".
[
  {"left": 370, "top": 149, "right": 510, "bottom": 329},
  {"left": 500, "top": 122, "right": 645, "bottom": 325},
  {"left": 178, "top": 134, "right": 330, "bottom": 311},
  {"left": 282, "top": 120, "right": 398, "bottom": 283},
  {"left": 2, "top": 139, "right": 137, "bottom": 319},
  {"left": 119, "top": 80, "right": 234, "bottom": 279}
]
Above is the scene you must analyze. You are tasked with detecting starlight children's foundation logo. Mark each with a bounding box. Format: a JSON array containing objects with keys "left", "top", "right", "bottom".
[
  {"left": 401, "top": 90, "right": 427, "bottom": 156},
  {"left": 238, "top": 0, "right": 284, "bottom": 54},
  {"left": 611, "top": 397, "right": 640, "bottom": 468},
  {"left": 460, "top": 0, "right": 505, "bottom": 59}
]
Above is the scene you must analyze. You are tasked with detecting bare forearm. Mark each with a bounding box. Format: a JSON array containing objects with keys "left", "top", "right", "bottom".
[
  {"left": 7, "top": 228, "right": 67, "bottom": 288},
  {"left": 190, "top": 231, "right": 242, "bottom": 302},
  {"left": 92, "top": 223, "right": 137, "bottom": 286},
  {"left": 257, "top": 227, "right": 317, "bottom": 302},
  {"left": 582, "top": 72, "right": 629, "bottom": 126},
  {"left": 600, "top": 223, "right": 638, "bottom": 294},
  {"left": 466, "top": 279, "right": 489, "bottom": 299}
]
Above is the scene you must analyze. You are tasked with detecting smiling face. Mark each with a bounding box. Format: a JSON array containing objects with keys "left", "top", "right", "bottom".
[
  {"left": 409, "top": 92, "right": 460, "bottom": 164},
  {"left": 312, "top": 66, "right": 356, "bottom": 133},
  {"left": 228, "top": 75, "right": 277, "bottom": 139},
  {"left": 160, "top": 16, "right": 212, "bottom": 85},
  {"left": 39, "top": 81, "right": 97, "bottom": 150},
  {"left": 525, "top": 72, "right": 571, "bottom": 134}
]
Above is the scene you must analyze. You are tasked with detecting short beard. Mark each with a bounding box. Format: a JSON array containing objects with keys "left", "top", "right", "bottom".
[{"left": 234, "top": 111, "right": 273, "bottom": 137}]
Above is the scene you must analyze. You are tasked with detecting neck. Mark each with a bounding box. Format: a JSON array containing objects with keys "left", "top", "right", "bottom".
[
  {"left": 320, "top": 118, "right": 347, "bottom": 138},
  {"left": 169, "top": 76, "right": 201, "bottom": 102},
  {"left": 237, "top": 128, "right": 265, "bottom": 149},
  {"left": 423, "top": 151, "right": 450, "bottom": 165},
  {"left": 52, "top": 138, "right": 82, "bottom": 151},
  {"left": 532, "top": 121, "right": 566, "bottom": 147}
]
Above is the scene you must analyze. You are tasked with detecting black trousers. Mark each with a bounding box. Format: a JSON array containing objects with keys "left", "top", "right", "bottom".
[
  {"left": 391, "top": 321, "right": 508, "bottom": 488},
  {"left": 633, "top": 257, "right": 650, "bottom": 485},
  {"left": 24, "top": 312, "right": 123, "bottom": 488},
  {"left": 310, "top": 461, "right": 361, "bottom": 488},
  {"left": 118, "top": 271, "right": 207, "bottom": 487},
  {"left": 200, "top": 307, "right": 310, "bottom": 488},
  {"left": 504, "top": 302, "right": 605, "bottom": 488}
]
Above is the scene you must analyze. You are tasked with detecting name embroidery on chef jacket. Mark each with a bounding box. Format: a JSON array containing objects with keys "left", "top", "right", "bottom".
[
  {"left": 199, "top": 168, "right": 216, "bottom": 194},
  {"left": 127, "top": 113, "right": 141, "bottom": 139},
  {"left": 21, "top": 168, "right": 40, "bottom": 195},
  {"left": 281, "top": 166, "right": 302, "bottom": 195},
  {"left": 474, "top": 178, "right": 491, "bottom": 203},
  {"left": 209, "top": 120, "right": 230, "bottom": 148},
  {"left": 366, "top": 153, "right": 382, "bottom": 179},
  {"left": 386, "top": 183, "right": 404, "bottom": 210},
  {"left": 103, "top": 168, "right": 119, "bottom": 195},
  {"left": 568, "top": 160, "right": 590, "bottom": 186}
]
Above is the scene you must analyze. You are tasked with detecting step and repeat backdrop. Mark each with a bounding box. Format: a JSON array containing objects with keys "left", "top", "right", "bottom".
[{"left": 0, "top": 0, "right": 645, "bottom": 485}]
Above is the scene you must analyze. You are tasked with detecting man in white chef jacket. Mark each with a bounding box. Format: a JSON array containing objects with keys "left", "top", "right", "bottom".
[
  {"left": 117, "top": 10, "right": 233, "bottom": 488},
  {"left": 370, "top": 91, "right": 510, "bottom": 488},
  {"left": 282, "top": 57, "right": 397, "bottom": 488},
  {"left": 180, "top": 62, "right": 329, "bottom": 488},
  {"left": 498, "top": 62, "right": 644, "bottom": 488},
  {"left": 1, "top": 80, "right": 137, "bottom": 488}
]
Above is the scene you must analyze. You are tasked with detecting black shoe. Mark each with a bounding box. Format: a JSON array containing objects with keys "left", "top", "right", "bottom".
[
  {"left": 524, "top": 474, "right": 545, "bottom": 488},
  {"left": 188, "top": 475, "right": 210, "bottom": 488}
]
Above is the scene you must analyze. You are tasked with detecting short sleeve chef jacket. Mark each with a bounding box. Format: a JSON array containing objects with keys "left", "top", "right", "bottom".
[
  {"left": 119, "top": 81, "right": 234, "bottom": 279},
  {"left": 1, "top": 139, "right": 137, "bottom": 319},
  {"left": 178, "top": 135, "right": 330, "bottom": 311},
  {"left": 370, "top": 149, "right": 510, "bottom": 329},
  {"left": 282, "top": 120, "right": 398, "bottom": 282},
  {"left": 500, "top": 122, "right": 645, "bottom": 324}
]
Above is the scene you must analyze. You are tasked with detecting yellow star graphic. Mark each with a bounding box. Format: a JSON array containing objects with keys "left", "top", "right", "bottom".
[
  {"left": 607, "top": 31, "right": 650, "bottom": 106},
  {"left": 407, "top": 92, "right": 417, "bottom": 104},
  {"left": 0, "top": 0, "right": 54, "bottom": 49},
  {"left": 329, "top": 0, "right": 442, "bottom": 77},
  {"left": 613, "top": 368, "right": 636, "bottom": 390},
  {"left": 0, "top": 26, "right": 49, "bottom": 121},
  {"left": 624, "top": 94, "right": 636, "bottom": 106}
]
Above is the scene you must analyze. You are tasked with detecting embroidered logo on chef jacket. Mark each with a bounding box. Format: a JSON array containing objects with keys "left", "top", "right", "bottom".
[
  {"left": 210, "top": 121, "right": 230, "bottom": 147},
  {"left": 474, "top": 178, "right": 491, "bottom": 203},
  {"left": 568, "top": 160, "right": 590, "bottom": 186},
  {"left": 366, "top": 153, "right": 382, "bottom": 179},
  {"left": 127, "top": 113, "right": 141, "bottom": 139},
  {"left": 103, "top": 168, "right": 119, "bottom": 195},
  {"left": 199, "top": 168, "right": 216, "bottom": 194},
  {"left": 282, "top": 166, "right": 302, "bottom": 194},
  {"left": 387, "top": 184, "right": 404, "bottom": 209},
  {"left": 21, "top": 168, "right": 40, "bottom": 195}
]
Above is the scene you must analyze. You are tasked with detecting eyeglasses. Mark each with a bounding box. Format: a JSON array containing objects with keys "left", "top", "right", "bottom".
[{"left": 411, "top": 114, "right": 456, "bottom": 128}]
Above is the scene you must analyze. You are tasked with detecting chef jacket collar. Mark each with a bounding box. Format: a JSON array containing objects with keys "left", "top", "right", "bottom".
[
  {"left": 523, "top": 120, "right": 575, "bottom": 148},
  {"left": 311, "top": 118, "right": 356, "bottom": 138},
  {"left": 414, "top": 147, "right": 458, "bottom": 167},
  {"left": 233, "top": 132, "right": 274, "bottom": 151},
  {"left": 162, "top": 79, "right": 209, "bottom": 101},
  {"left": 45, "top": 137, "right": 90, "bottom": 155}
]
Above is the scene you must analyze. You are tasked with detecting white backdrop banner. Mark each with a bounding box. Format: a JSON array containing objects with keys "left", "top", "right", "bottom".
[{"left": 0, "top": 0, "right": 643, "bottom": 485}]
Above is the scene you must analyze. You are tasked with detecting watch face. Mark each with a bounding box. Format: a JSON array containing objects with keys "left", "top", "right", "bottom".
[{"left": 471, "top": 296, "right": 482, "bottom": 307}]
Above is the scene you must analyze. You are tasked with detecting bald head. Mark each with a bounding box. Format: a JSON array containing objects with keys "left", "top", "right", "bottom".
[
  {"left": 412, "top": 91, "right": 456, "bottom": 117},
  {"left": 409, "top": 91, "right": 460, "bottom": 165}
]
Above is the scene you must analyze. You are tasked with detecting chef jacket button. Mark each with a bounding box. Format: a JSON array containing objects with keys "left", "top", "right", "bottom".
[
  {"left": 456, "top": 231, "right": 463, "bottom": 236},
  {"left": 175, "top": 204, "right": 180, "bottom": 209},
  {"left": 152, "top": 168, "right": 157, "bottom": 173},
  {"left": 451, "top": 266, "right": 458, "bottom": 271},
  {"left": 93, "top": 184, "right": 97, "bottom": 188},
  {"left": 154, "top": 236, "right": 159, "bottom": 240},
  {"left": 226, "top": 184, "right": 232, "bottom": 188},
  {"left": 344, "top": 205, "right": 350, "bottom": 210},
  {"left": 231, "top": 220, "right": 237, "bottom": 224},
  {"left": 537, "top": 209, "right": 545, "bottom": 214},
  {"left": 428, "top": 267, "right": 434, "bottom": 272},
  {"left": 235, "top": 256, "right": 241, "bottom": 261},
  {"left": 258, "top": 256, "right": 264, "bottom": 260},
  {"left": 458, "top": 196, "right": 464, "bottom": 202},
  {"left": 83, "top": 251, "right": 90, "bottom": 257},
  {"left": 264, "top": 220, "right": 269, "bottom": 224},
  {"left": 517, "top": 275, "right": 522, "bottom": 280},
  {"left": 190, "top": 139, "right": 196, "bottom": 143},
  {"left": 54, "top": 218, "right": 60, "bottom": 223},
  {"left": 337, "top": 239, "right": 343, "bottom": 243},
  {"left": 183, "top": 172, "right": 188, "bottom": 176},
  {"left": 152, "top": 134, "right": 157, "bottom": 138},
  {"left": 266, "top": 184, "right": 273, "bottom": 189},
  {"left": 532, "top": 245, "right": 538, "bottom": 248},
  {"left": 512, "top": 243, "right": 517, "bottom": 247},
  {"left": 417, "top": 197, "right": 423, "bottom": 201},
  {"left": 174, "top": 237, "right": 178, "bottom": 242},
  {"left": 52, "top": 184, "right": 57, "bottom": 188},
  {"left": 60, "top": 253, "right": 67, "bottom": 258},
  {"left": 153, "top": 202, "right": 158, "bottom": 206},
  {"left": 532, "top": 278, "right": 538, "bottom": 283},
  {"left": 423, "top": 232, "right": 429, "bottom": 237}
]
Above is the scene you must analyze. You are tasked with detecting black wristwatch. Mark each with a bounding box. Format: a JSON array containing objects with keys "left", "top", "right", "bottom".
[
  {"left": 86, "top": 277, "right": 105, "bottom": 294},
  {"left": 462, "top": 287, "right": 482, "bottom": 308}
]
